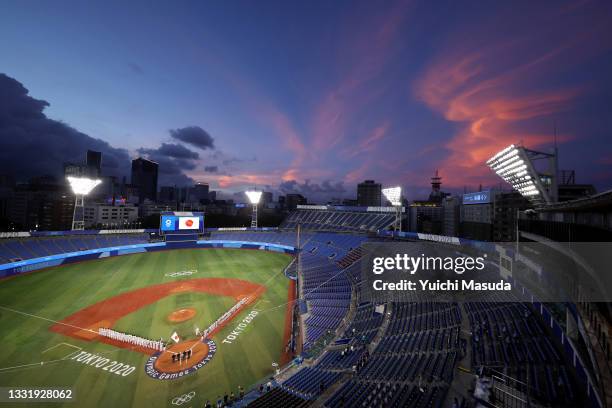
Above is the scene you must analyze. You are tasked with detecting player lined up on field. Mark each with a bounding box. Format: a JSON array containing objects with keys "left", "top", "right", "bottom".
[{"left": 98, "top": 327, "right": 166, "bottom": 351}]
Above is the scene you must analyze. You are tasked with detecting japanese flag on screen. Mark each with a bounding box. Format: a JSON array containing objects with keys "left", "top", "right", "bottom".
[
  {"left": 178, "top": 216, "right": 200, "bottom": 230},
  {"left": 171, "top": 332, "right": 180, "bottom": 343}
]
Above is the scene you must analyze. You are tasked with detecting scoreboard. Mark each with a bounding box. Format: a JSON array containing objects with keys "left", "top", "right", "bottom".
[{"left": 160, "top": 212, "right": 205, "bottom": 234}]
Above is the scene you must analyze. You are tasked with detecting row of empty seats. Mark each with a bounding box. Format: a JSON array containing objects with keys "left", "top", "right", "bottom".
[
  {"left": 245, "top": 387, "right": 310, "bottom": 408},
  {"left": 465, "top": 300, "right": 580, "bottom": 406},
  {"left": 0, "top": 234, "right": 150, "bottom": 264},
  {"left": 281, "top": 209, "right": 394, "bottom": 232}
]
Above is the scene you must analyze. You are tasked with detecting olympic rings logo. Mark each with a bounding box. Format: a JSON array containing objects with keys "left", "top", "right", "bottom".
[
  {"left": 171, "top": 391, "right": 195, "bottom": 405},
  {"left": 165, "top": 270, "right": 197, "bottom": 278}
]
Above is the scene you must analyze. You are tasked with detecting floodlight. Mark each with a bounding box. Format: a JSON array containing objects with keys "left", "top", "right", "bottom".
[
  {"left": 382, "top": 186, "right": 403, "bottom": 231},
  {"left": 67, "top": 176, "right": 102, "bottom": 230},
  {"left": 67, "top": 177, "right": 102, "bottom": 195},
  {"left": 245, "top": 190, "right": 262, "bottom": 228},
  {"left": 245, "top": 190, "right": 263, "bottom": 204},
  {"left": 382, "top": 186, "right": 402, "bottom": 206},
  {"left": 486, "top": 144, "right": 556, "bottom": 206}
]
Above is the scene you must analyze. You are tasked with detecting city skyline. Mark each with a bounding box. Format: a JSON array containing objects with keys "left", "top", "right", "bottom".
[{"left": 1, "top": 0, "right": 612, "bottom": 203}]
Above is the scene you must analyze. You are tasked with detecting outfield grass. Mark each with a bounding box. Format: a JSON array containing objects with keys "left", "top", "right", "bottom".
[{"left": 0, "top": 248, "right": 292, "bottom": 407}]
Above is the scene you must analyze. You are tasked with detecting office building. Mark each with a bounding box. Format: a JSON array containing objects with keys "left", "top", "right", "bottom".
[
  {"left": 357, "top": 180, "right": 381, "bottom": 207},
  {"left": 131, "top": 158, "right": 158, "bottom": 203}
]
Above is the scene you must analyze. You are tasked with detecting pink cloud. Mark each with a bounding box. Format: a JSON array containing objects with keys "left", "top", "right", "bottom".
[
  {"left": 414, "top": 47, "right": 588, "bottom": 187},
  {"left": 342, "top": 121, "right": 390, "bottom": 158}
]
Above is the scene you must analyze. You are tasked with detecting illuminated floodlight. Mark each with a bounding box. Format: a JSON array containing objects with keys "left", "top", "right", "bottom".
[
  {"left": 245, "top": 190, "right": 262, "bottom": 228},
  {"left": 382, "top": 186, "right": 402, "bottom": 206},
  {"left": 486, "top": 144, "right": 555, "bottom": 206},
  {"left": 245, "top": 190, "right": 263, "bottom": 205},
  {"left": 67, "top": 176, "right": 102, "bottom": 230},
  {"left": 382, "top": 186, "right": 403, "bottom": 232},
  {"left": 67, "top": 176, "right": 102, "bottom": 195}
]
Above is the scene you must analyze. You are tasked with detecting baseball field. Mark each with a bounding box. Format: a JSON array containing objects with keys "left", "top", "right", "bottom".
[{"left": 0, "top": 248, "right": 294, "bottom": 407}]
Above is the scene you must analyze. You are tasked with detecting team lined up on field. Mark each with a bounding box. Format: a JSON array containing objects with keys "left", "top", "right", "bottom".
[{"left": 98, "top": 328, "right": 166, "bottom": 352}]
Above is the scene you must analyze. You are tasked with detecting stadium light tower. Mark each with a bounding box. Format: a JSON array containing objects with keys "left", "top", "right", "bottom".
[
  {"left": 486, "top": 144, "right": 558, "bottom": 207},
  {"left": 382, "top": 186, "right": 402, "bottom": 231},
  {"left": 245, "top": 190, "right": 263, "bottom": 228},
  {"left": 67, "top": 176, "right": 102, "bottom": 230}
]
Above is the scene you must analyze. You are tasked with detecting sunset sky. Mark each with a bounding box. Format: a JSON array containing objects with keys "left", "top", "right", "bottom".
[{"left": 1, "top": 0, "right": 611, "bottom": 201}]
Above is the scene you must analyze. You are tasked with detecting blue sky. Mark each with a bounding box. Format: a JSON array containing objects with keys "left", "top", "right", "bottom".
[{"left": 1, "top": 0, "right": 611, "bottom": 201}]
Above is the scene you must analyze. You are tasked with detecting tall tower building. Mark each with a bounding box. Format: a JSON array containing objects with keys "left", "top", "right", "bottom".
[
  {"left": 428, "top": 170, "right": 444, "bottom": 202},
  {"left": 131, "top": 158, "right": 158, "bottom": 203}
]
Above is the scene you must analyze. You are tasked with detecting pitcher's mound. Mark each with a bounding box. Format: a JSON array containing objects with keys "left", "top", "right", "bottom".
[{"left": 167, "top": 308, "right": 196, "bottom": 323}]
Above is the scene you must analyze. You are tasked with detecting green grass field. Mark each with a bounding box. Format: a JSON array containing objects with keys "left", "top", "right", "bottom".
[{"left": 0, "top": 249, "right": 293, "bottom": 407}]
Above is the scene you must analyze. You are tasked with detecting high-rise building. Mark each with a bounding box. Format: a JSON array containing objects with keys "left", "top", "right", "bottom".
[
  {"left": 286, "top": 194, "right": 306, "bottom": 210},
  {"left": 262, "top": 191, "right": 273, "bottom": 205},
  {"left": 442, "top": 196, "right": 460, "bottom": 237},
  {"left": 8, "top": 177, "right": 73, "bottom": 231},
  {"left": 159, "top": 186, "right": 178, "bottom": 203},
  {"left": 409, "top": 201, "right": 443, "bottom": 234},
  {"left": 131, "top": 158, "right": 158, "bottom": 203},
  {"left": 357, "top": 180, "right": 381, "bottom": 207},
  {"left": 460, "top": 190, "right": 495, "bottom": 241},
  {"left": 86, "top": 150, "right": 102, "bottom": 177},
  {"left": 188, "top": 182, "right": 209, "bottom": 203}
]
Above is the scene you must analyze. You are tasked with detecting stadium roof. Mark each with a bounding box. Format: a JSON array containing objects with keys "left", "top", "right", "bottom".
[{"left": 538, "top": 189, "right": 612, "bottom": 212}]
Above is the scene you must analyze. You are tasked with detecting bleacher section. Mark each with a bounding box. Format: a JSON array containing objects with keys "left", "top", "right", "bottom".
[
  {"left": 325, "top": 302, "right": 461, "bottom": 407},
  {"left": 0, "top": 234, "right": 150, "bottom": 264},
  {"left": 281, "top": 207, "right": 394, "bottom": 232},
  {"left": 339, "top": 303, "right": 384, "bottom": 345},
  {"left": 245, "top": 388, "right": 310, "bottom": 408},
  {"left": 465, "top": 298, "right": 580, "bottom": 406}
]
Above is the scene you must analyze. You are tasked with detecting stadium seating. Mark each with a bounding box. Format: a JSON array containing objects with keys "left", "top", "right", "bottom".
[
  {"left": 281, "top": 208, "right": 395, "bottom": 232},
  {"left": 281, "top": 367, "right": 343, "bottom": 399},
  {"left": 0, "top": 234, "right": 150, "bottom": 264},
  {"left": 2, "top": 228, "right": 589, "bottom": 407},
  {"left": 245, "top": 387, "right": 310, "bottom": 407},
  {"left": 464, "top": 299, "right": 578, "bottom": 406}
]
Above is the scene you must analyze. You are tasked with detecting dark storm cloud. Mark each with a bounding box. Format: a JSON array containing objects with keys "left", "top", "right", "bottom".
[
  {"left": 0, "top": 73, "right": 131, "bottom": 181},
  {"left": 139, "top": 143, "right": 199, "bottom": 160},
  {"left": 170, "top": 126, "right": 215, "bottom": 150},
  {"left": 204, "top": 165, "right": 218, "bottom": 173}
]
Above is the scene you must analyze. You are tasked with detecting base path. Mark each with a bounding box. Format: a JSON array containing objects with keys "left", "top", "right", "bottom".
[{"left": 50, "top": 278, "right": 265, "bottom": 355}]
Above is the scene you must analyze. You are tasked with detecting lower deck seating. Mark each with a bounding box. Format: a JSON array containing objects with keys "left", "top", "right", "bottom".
[
  {"left": 0, "top": 234, "right": 150, "bottom": 264},
  {"left": 465, "top": 301, "right": 580, "bottom": 406},
  {"left": 246, "top": 387, "right": 310, "bottom": 408}
]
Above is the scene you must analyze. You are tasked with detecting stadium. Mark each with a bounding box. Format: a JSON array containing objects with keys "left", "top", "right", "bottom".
[
  {"left": 0, "top": 185, "right": 609, "bottom": 408},
  {"left": 1, "top": 2, "right": 612, "bottom": 407}
]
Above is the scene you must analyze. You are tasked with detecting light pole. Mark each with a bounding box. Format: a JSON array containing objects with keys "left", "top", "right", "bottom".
[
  {"left": 67, "top": 177, "right": 101, "bottom": 230},
  {"left": 382, "top": 186, "right": 403, "bottom": 232},
  {"left": 245, "top": 191, "right": 263, "bottom": 228}
]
